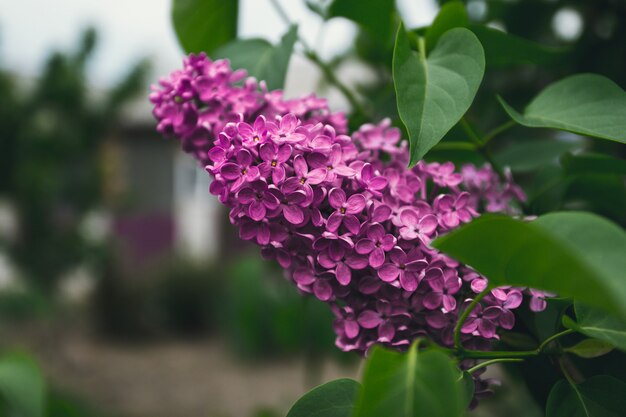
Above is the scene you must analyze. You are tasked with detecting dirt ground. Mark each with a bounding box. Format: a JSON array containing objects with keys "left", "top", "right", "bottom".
[{"left": 1, "top": 321, "right": 358, "bottom": 417}]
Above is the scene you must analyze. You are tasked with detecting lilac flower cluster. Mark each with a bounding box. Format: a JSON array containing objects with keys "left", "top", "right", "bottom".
[{"left": 151, "top": 53, "right": 549, "bottom": 359}]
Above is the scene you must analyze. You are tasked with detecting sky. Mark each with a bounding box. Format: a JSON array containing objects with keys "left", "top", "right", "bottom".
[{"left": 0, "top": 0, "right": 438, "bottom": 88}]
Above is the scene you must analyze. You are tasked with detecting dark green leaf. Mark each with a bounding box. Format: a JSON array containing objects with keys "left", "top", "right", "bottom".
[
  {"left": 562, "top": 153, "right": 626, "bottom": 176},
  {"left": 470, "top": 25, "right": 567, "bottom": 68},
  {"left": 328, "top": 0, "right": 395, "bottom": 40},
  {"left": 432, "top": 212, "right": 626, "bottom": 319},
  {"left": 563, "top": 303, "right": 626, "bottom": 352},
  {"left": 286, "top": 378, "right": 359, "bottom": 417},
  {"left": 546, "top": 376, "right": 626, "bottom": 417},
  {"left": 0, "top": 353, "right": 46, "bottom": 417},
  {"left": 393, "top": 25, "right": 485, "bottom": 165},
  {"left": 494, "top": 138, "right": 586, "bottom": 173},
  {"left": 214, "top": 25, "right": 298, "bottom": 90},
  {"left": 424, "top": 2, "right": 468, "bottom": 51},
  {"left": 171, "top": 0, "right": 238, "bottom": 54},
  {"left": 499, "top": 74, "right": 626, "bottom": 144},
  {"left": 353, "top": 344, "right": 466, "bottom": 417},
  {"left": 565, "top": 339, "right": 614, "bottom": 359}
]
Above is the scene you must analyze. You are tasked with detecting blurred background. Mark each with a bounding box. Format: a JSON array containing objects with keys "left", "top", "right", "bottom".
[{"left": 0, "top": 0, "right": 624, "bottom": 416}]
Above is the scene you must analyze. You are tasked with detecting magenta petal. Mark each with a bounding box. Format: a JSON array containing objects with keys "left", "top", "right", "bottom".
[
  {"left": 399, "top": 271, "right": 418, "bottom": 292},
  {"left": 461, "top": 318, "right": 478, "bottom": 334},
  {"left": 442, "top": 295, "right": 457, "bottom": 312},
  {"left": 478, "top": 320, "right": 497, "bottom": 338},
  {"left": 283, "top": 205, "right": 304, "bottom": 224},
  {"left": 378, "top": 264, "right": 400, "bottom": 282},
  {"left": 326, "top": 211, "right": 343, "bottom": 232},
  {"left": 248, "top": 201, "right": 266, "bottom": 221},
  {"left": 345, "top": 194, "right": 366, "bottom": 214},
  {"left": 259, "top": 143, "right": 275, "bottom": 161},
  {"left": 499, "top": 310, "right": 515, "bottom": 329},
  {"left": 335, "top": 263, "right": 352, "bottom": 285},
  {"left": 369, "top": 248, "right": 385, "bottom": 268},
  {"left": 328, "top": 188, "right": 346, "bottom": 208},
  {"left": 307, "top": 168, "right": 328, "bottom": 184},
  {"left": 422, "top": 293, "right": 442, "bottom": 310},
  {"left": 293, "top": 267, "right": 315, "bottom": 285},
  {"left": 343, "top": 215, "right": 361, "bottom": 235},
  {"left": 355, "top": 239, "right": 375, "bottom": 255},
  {"left": 333, "top": 165, "right": 355, "bottom": 176},
  {"left": 313, "top": 280, "right": 332, "bottom": 301},
  {"left": 418, "top": 214, "right": 439, "bottom": 234},
  {"left": 220, "top": 163, "right": 240, "bottom": 180},
  {"left": 344, "top": 320, "right": 360, "bottom": 339},
  {"left": 358, "top": 310, "right": 383, "bottom": 329},
  {"left": 378, "top": 322, "right": 395, "bottom": 342}
]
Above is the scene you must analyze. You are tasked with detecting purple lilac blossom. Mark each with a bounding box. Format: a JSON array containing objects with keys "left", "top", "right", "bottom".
[{"left": 151, "top": 53, "right": 548, "bottom": 400}]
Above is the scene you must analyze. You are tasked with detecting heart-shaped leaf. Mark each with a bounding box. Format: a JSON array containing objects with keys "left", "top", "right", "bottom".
[
  {"left": 286, "top": 378, "right": 360, "bottom": 417},
  {"left": 172, "top": 0, "right": 238, "bottom": 54},
  {"left": 546, "top": 376, "right": 626, "bottom": 417},
  {"left": 424, "top": 1, "right": 468, "bottom": 52},
  {"left": 433, "top": 212, "right": 626, "bottom": 320},
  {"left": 353, "top": 344, "right": 467, "bottom": 417},
  {"left": 393, "top": 25, "right": 485, "bottom": 165},
  {"left": 499, "top": 74, "right": 626, "bottom": 144},
  {"left": 214, "top": 25, "right": 298, "bottom": 90},
  {"left": 563, "top": 302, "right": 626, "bottom": 352}
]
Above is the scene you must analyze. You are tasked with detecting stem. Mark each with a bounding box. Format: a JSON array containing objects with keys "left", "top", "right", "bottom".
[
  {"left": 268, "top": 0, "right": 291, "bottom": 26},
  {"left": 466, "top": 358, "right": 524, "bottom": 374},
  {"left": 559, "top": 357, "right": 589, "bottom": 414},
  {"left": 417, "top": 37, "right": 426, "bottom": 62},
  {"left": 483, "top": 120, "right": 516, "bottom": 144},
  {"left": 460, "top": 118, "right": 508, "bottom": 183},
  {"left": 454, "top": 288, "right": 489, "bottom": 351},
  {"left": 304, "top": 50, "right": 368, "bottom": 117},
  {"left": 267, "top": 0, "right": 367, "bottom": 117},
  {"left": 537, "top": 329, "right": 574, "bottom": 353}
]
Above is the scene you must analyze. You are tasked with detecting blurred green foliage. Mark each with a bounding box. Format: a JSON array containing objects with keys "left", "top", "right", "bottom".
[{"left": 0, "top": 28, "right": 149, "bottom": 291}]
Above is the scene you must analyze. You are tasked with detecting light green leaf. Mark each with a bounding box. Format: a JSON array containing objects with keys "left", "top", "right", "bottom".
[
  {"left": 0, "top": 353, "right": 46, "bottom": 417},
  {"left": 470, "top": 25, "right": 567, "bottom": 68},
  {"left": 286, "top": 378, "right": 359, "bottom": 417},
  {"left": 393, "top": 25, "right": 485, "bottom": 165},
  {"left": 561, "top": 153, "right": 626, "bottom": 176},
  {"left": 494, "top": 138, "right": 586, "bottom": 173},
  {"left": 499, "top": 74, "right": 626, "bottom": 144},
  {"left": 424, "top": 2, "right": 468, "bottom": 51},
  {"left": 432, "top": 212, "right": 626, "bottom": 320},
  {"left": 328, "top": 0, "right": 395, "bottom": 40},
  {"left": 353, "top": 344, "right": 467, "bottom": 417},
  {"left": 565, "top": 339, "right": 614, "bottom": 359},
  {"left": 563, "top": 303, "right": 626, "bottom": 352},
  {"left": 546, "top": 376, "right": 626, "bottom": 417},
  {"left": 214, "top": 25, "right": 297, "bottom": 90},
  {"left": 172, "top": 0, "right": 238, "bottom": 54}
]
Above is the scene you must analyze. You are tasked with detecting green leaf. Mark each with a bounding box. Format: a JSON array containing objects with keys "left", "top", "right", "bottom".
[
  {"left": 563, "top": 303, "right": 626, "bottom": 352},
  {"left": 172, "top": 0, "right": 238, "bottom": 54},
  {"left": 546, "top": 376, "right": 626, "bottom": 417},
  {"left": 0, "top": 353, "right": 46, "bottom": 417},
  {"left": 432, "top": 212, "right": 626, "bottom": 320},
  {"left": 470, "top": 25, "right": 567, "bottom": 68},
  {"left": 562, "top": 153, "right": 626, "bottom": 176},
  {"left": 565, "top": 339, "right": 614, "bottom": 359},
  {"left": 393, "top": 25, "right": 485, "bottom": 165},
  {"left": 499, "top": 74, "right": 626, "bottom": 144},
  {"left": 286, "top": 378, "right": 359, "bottom": 417},
  {"left": 329, "top": 0, "right": 395, "bottom": 40},
  {"left": 353, "top": 344, "right": 467, "bottom": 417},
  {"left": 214, "top": 25, "right": 298, "bottom": 90},
  {"left": 424, "top": 2, "right": 468, "bottom": 51},
  {"left": 494, "top": 138, "right": 586, "bottom": 173}
]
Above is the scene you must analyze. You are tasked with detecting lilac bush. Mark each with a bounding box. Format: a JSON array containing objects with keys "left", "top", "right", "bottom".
[{"left": 150, "top": 54, "right": 545, "bottom": 360}]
